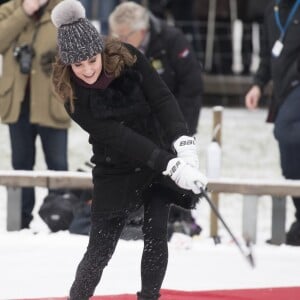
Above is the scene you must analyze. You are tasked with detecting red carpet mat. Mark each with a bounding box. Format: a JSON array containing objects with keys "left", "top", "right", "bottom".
[{"left": 20, "top": 287, "right": 300, "bottom": 300}]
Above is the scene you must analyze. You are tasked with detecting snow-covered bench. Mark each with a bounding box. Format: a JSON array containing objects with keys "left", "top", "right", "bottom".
[{"left": 1, "top": 170, "right": 300, "bottom": 246}]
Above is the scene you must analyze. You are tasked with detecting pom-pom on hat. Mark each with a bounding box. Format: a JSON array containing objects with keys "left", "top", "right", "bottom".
[{"left": 51, "top": 0, "right": 104, "bottom": 64}]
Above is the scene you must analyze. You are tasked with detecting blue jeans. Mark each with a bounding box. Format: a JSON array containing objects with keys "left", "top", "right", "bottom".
[
  {"left": 99, "top": 0, "right": 118, "bottom": 35},
  {"left": 8, "top": 99, "right": 68, "bottom": 228},
  {"left": 79, "top": 0, "right": 92, "bottom": 18},
  {"left": 274, "top": 85, "right": 300, "bottom": 221},
  {"left": 79, "top": 0, "right": 119, "bottom": 35}
]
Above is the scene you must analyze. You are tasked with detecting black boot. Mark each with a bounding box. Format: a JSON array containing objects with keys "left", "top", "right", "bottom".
[
  {"left": 137, "top": 292, "right": 160, "bottom": 300},
  {"left": 286, "top": 220, "right": 300, "bottom": 246}
]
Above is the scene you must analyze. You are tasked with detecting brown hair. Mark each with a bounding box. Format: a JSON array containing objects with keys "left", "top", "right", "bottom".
[{"left": 51, "top": 37, "right": 137, "bottom": 113}]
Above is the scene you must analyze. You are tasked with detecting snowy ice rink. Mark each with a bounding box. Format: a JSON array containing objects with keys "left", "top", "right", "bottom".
[{"left": 0, "top": 108, "right": 299, "bottom": 299}]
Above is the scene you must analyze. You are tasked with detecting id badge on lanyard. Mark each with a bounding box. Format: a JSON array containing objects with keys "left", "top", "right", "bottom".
[
  {"left": 273, "top": 0, "right": 300, "bottom": 57},
  {"left": 272, "top": 40, "right": 284, "bottom": 57}
]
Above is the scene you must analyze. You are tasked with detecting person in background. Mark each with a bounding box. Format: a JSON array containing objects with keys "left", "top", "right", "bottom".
[
  {"left": 108, "top": 1, "right": 203, "bottom": 238},
  {"left": 0, "top": 0, "right": 70, "bottom": 229},
  {"left": 154, "top": 0, "right": 200, "bottom": 53},
  {"left": 50, "top": 1, "right": 207, "bottom": 299},
  {"left": 245, "top": 0, "right": 300, "bottom": 246}
]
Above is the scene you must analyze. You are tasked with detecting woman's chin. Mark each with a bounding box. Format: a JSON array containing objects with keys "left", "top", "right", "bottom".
[{"left": 83, "top": 77, "right": 97, "bottom": 85}]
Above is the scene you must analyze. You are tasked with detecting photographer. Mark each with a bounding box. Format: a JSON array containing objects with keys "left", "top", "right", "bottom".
[{"left": 0, "top": 0, "right": 70, "bottom": 229}]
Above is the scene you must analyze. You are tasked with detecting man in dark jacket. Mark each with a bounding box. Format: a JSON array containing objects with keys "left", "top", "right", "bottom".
[
  {"left": 109, "top": 1, "right": 203, "bottom": 238},
  {"left": 245, "top": 0, "right": 300, "bottom": 246}
]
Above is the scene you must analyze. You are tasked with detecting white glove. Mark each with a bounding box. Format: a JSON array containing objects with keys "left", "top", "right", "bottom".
[
  {"left": 173, "top": 135, "right": 199, "bottom": 169},
  {"left": 163, "top": 158, "right": 207, "bottom": 194}
]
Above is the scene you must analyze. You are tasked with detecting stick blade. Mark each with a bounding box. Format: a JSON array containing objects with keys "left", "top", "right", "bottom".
[{"left": 247, "top": 252, "right": 255, "bottom": 268}]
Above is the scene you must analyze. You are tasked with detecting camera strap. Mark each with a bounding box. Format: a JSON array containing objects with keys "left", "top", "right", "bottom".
[
  {"left": 31, "top": 26, "right": 39, "bottom": 47},
  {"left": 14, "top": 20, "right": 40, "bottom": 52}
]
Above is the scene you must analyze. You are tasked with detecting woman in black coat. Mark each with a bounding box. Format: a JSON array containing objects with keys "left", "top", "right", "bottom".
[{"left": 51, "top": 1, "right": 207, "bottom": 299}]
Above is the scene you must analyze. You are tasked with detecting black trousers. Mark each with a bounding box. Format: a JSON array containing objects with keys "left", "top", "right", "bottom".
[
  {"left": 69, "top": 194, "right": 170, "bottom": 300},
  {"left": 274, "top": 85, "right": 300, "bottom": 221}
]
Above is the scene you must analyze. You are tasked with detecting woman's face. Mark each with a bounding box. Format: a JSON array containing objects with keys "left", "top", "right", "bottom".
[{"left": 71, "top": 54, "right": 102, "bottom": 84}]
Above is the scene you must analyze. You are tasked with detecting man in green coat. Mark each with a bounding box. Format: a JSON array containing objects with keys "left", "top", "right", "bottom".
[{"left": 0, "top": 0, "right": 70, "bottom": 228}]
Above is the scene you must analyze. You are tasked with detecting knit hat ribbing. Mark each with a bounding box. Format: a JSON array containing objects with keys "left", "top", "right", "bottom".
[{"left": 51, "top": 0, "right": 104, "bottom": 64}]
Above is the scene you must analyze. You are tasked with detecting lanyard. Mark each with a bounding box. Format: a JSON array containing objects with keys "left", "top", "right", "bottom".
[{"left": 274, "top": 0, "right": 300, "bottom": 41}]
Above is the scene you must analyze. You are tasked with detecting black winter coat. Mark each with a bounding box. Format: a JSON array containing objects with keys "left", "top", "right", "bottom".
[
  {"left": 145, "top": 16, "right": 203, "bottom": 134},
  {"left": 254, "top": 0, "right": 300, "bottom": 122},
  {"left": 66, "top": 44, "right": 198, "bottom": 214}
]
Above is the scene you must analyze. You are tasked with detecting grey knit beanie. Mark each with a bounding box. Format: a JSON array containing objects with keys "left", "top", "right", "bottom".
[{"left": 51, "top": 0, "right": 104, "bottom": 64}]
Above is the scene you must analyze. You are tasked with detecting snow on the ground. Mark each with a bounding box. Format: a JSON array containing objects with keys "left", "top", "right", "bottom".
[
  {"left": 0, "top": 107, "right": 299, "bottom": 299},
  {"left": 0, "top": 230, "right": 300, "bottom": 299}
]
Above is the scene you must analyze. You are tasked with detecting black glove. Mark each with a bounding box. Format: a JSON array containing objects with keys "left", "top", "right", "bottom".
[{"left": 40, "top": 50, "right": 56, "bottom": 76}]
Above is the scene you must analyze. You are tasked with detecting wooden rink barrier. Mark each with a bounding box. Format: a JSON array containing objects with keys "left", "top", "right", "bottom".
[
  {"left": 1, "top": 170, "right": 300, "bottom": 245},
  {"left": 208, "top": 106, "right": 223, "bottom": 241}
]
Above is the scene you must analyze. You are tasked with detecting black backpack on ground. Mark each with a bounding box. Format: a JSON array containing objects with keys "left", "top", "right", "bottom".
[{"left": 38, "top": 192, "right": 79, "bottom": 232}]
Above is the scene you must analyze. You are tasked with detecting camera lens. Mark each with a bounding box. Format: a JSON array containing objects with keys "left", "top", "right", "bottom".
[{"left": 19, "top": 51, "right": 32, "bottom": 74}]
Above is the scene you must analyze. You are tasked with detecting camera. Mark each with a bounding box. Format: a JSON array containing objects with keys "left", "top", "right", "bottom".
[{"left": 13, "top": 45, "right": 35, "bottom": 74}]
